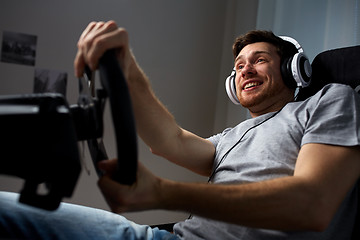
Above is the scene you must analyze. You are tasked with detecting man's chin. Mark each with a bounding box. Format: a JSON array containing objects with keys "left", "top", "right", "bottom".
[{"left": 238, "top": 94, "right": 265, "bottom": 109}]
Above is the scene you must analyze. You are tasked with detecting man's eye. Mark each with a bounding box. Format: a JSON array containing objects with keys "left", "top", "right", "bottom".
[{"left": 257, "top": 58, "right": 266, "bottom": 63}]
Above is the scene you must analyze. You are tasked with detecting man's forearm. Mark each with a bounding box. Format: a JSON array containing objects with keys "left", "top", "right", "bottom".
[
  {"left": 126, "top": 62, "right": 215, "bottom": 175},
  {"left": 126, "top": 63, "right": 184, "bottom": 157},
  {"left": 158, "top": 176, "right": 330, "bottom": 231}
]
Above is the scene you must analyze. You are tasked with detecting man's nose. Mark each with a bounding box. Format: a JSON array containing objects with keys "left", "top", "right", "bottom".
[{"left": 241, "top": 63, "right": 256, "bottom": 77}]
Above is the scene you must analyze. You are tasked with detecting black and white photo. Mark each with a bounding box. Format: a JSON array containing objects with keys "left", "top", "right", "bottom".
[{"left": 1, "top": 31, "right": 37, "bottom": 66}]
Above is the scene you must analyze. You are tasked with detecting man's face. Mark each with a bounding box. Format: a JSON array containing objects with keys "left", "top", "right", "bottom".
[{"left": 234, "top": 42, "right": 294, "bottom": 117}]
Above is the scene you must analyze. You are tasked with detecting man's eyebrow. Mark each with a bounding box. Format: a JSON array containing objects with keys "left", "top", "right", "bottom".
[{"left": 235, "top": 50, "right": 271, "bottom": 63}]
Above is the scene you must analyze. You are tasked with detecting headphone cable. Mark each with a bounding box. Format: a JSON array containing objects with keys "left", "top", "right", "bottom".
[{"left": 207, "top": 106, "right": 285, "bottom": 183}]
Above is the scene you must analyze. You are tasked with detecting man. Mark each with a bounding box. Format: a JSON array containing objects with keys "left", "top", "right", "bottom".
[{"left": 1, "top": 21, "right": 359, "bottom": 239}]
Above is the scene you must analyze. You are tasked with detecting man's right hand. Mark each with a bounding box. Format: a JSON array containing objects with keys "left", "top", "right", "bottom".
[{"left": 74, "top": 21, "right": 135, "bottom": 82}]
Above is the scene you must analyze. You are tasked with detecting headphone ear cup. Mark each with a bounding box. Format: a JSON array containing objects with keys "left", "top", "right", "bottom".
[
  {"left": 281, "top": 53, "right": 312, "bottom": 88},
  {"left": 279, "top": 36, "right": 312, "bottom": 88},
  {"left": 291, "top": 52, "right": 312, "bottom": 88},
  {"left": 225, "top": 69, "right": 241, "bottom": 105}
]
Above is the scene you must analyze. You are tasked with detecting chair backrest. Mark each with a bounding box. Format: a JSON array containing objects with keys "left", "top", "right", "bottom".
[
  {"left": 297, "top": 45, "right": 360, "bottom": 100},
  {"left": 297, "top": 46, "right": 360, "bottom": 239}
]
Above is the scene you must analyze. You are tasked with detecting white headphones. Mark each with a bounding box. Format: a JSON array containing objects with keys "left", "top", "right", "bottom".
[{"left": 225, "top": 36, "right": 312, "bottom": 105}]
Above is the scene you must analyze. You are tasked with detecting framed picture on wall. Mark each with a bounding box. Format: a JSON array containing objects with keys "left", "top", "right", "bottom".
[
  {"left": 1, "top": 31, "right": 37, "bottom": 66},
  {"left": 34, "top": 68, "right": 67, "bottom": 96}
]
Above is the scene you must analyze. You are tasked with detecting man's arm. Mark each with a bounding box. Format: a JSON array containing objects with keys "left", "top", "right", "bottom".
[
  {"left": 74, "top": 21, "right": 215, "bottom": 176},
  {"left": 127, "top": 66, "right": 215, "bottom": 176},
  {"left": 98, "top": 143, "right": 360, "bottom": 231}
]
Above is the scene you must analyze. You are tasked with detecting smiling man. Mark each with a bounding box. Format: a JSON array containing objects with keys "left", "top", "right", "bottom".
[
  {"left": 0, "top": 22, "right": 360, "bottom": 240},
  {"left": 234, "top": 42, "right": 294, "bottom": 117}
]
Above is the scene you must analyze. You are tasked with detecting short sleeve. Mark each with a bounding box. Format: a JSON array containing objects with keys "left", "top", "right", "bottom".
[
  {"left": 207, "top": 128, "right": 232, "bottom": 148},
  {"left": 301, "top": 84, "right": 360, "bottom": 147}
]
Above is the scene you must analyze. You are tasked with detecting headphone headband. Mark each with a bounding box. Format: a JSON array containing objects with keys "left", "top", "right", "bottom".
[{"left": 279, "top": 36, "right": 304, "bottom": 53}]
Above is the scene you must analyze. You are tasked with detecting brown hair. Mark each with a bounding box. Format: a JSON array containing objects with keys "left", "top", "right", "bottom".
[{"left": 232, "top": 30, "right": 297, "bottom": 64}]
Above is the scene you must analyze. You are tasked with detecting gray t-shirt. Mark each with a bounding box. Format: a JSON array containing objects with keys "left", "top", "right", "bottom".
[{"left": 173, "top": 83, "right": 360, "bottom": 239}]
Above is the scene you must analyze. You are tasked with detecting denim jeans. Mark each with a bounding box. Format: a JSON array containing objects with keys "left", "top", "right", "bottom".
[{"left": 0, "top": 191, "right": 180, "bottom": 240}]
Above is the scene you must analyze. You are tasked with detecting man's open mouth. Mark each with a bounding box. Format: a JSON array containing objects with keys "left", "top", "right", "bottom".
[{"left": 243, "top": 82, "right": 263, "bottom": 90}]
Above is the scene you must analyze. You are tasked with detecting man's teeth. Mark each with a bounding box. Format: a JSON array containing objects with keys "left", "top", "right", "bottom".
[{"left": 244, "top": 82, "right": 260, "bottom": 89}]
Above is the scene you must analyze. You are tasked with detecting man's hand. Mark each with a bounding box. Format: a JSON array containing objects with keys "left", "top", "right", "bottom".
[
  {"left": 97, "top": 159, "right": 163, "bottom": 213},
  {"left": 74, "top": 21, "right": 135, "bottom": 81}
]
